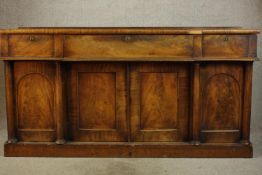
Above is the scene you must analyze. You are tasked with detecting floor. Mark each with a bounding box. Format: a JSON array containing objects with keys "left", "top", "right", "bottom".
[{"left": 0, "top": 115, "right": 261, "bottom": 175}]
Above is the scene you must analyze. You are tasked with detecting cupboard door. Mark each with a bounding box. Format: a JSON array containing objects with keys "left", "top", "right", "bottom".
[
  {"left": 130, "top": 63, "right": 190, "bottom": 142},
  {"left": 200, "top": 63, "right": 243, "bottom": 143},
  {"left": 68, "top": 63, "right": 127, "bottom": 142},
  {"left": 14, "top": 61, "right": 56, "bottom": 142}
]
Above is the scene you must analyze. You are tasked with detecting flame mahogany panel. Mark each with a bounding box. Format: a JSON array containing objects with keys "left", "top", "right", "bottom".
[
  {"left": 67, "top": 63, "right": 128, "bottom": 142},
  {"left": 130, "top": 63, "right": 190, "bottom": 142},
  {"left": 13, "top": 61, "right": 56, "bottom": 142}
]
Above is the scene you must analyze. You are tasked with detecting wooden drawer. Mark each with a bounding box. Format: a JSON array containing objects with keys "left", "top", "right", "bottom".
[
  {"left": 203, "top": 35, "right": 249, "bottom": 58},
  {"left": 9, "top": 35, "right": 54, "bottom": 57},
  {"left": 64, "top": 35, "right": 193, "bottom": 58}
]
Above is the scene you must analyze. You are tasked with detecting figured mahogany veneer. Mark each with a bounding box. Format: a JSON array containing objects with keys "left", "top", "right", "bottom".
[{"left": 0, "top": 27, "right": 259, "bottom": 157}]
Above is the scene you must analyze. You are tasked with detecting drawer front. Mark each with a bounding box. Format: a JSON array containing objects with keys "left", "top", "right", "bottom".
[
  {"left": 64, "top": 35, "right": 193, "bottom": 58},
  {"left": 9, "top": 35, "right": 54, "bottom": 57},
  {"left": 203, "top": 35, "right": 249, "bottom": 58}
]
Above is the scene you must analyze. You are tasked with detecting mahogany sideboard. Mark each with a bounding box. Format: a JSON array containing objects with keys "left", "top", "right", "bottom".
[{"left": 0, "top": 27, "right": 259, "bottom": 157}]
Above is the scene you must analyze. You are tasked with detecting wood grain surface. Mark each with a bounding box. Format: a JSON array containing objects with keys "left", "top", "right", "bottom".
[{"left": 1, "top": 27, "right": 258, "bottom": 157}]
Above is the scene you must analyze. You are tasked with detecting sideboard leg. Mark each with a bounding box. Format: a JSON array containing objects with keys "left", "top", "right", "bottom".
[
  {"left": 241, "top": 62, "right": 253, "bottom": 145},
  {"left": 4, "top": 61, "right": 17, "bottom": 143},
  {"left": 55, "top": 62, "right": 66, "bottom": 145},
  {"left": 191, "top": 63, "right": 201, "bottom": 145}
]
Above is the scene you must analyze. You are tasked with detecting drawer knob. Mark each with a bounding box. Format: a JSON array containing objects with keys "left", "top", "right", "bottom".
[
  {"left": 28, "top": 36, "right": 36, "bottom": 41},
  {"left": 124, "top": 36, "right": 131, "bottom": 41},
  {"left": 224, "top": 36, "right": 229, "bottom": 41}
]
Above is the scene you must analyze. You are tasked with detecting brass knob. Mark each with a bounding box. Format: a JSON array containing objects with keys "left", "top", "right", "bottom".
[
  {"left": 224, "top": 36, "right": 229, "bottom": 42},
  {"left": 124, "top": 35, "right": 131, "bottom": 41},
  {"left": 28, "top": 36, "right": 36, "bottom": 41}
]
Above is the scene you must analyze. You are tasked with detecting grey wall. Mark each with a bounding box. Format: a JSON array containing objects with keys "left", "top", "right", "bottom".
[{"left": 0, "top": 1, "right": 261, "bottom": 174}]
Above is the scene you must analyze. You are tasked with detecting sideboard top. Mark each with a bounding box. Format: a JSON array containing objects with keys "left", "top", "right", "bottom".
[{"left": 0, "top": 27, "right": 259, "bottom": 34}]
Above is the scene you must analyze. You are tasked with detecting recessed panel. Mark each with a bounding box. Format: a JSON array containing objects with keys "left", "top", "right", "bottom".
[
  {"left": 14, "top": 61, "right": 56, "bottom": 142},
  {"left": 78, "top": 72, "right": 116, "bottom": 130},
  {"left": 17, "top": 74, "right": 54, "bottom": 130},
  {"left": 202, "top": 74, "right": 240, "bottom": 130},
  {"left": 68, "top": 63, "right": 127, "bottom": 142},
  {"left": 130, "top": 63, "right": 190, "bottom": 142},
  {"left": 140, "top": 73, "right": 178, "bottom": 130},
  {"left": 200, "top": 63, "right": 243, "bottom": 143}
]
